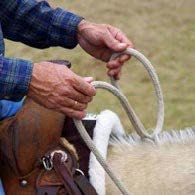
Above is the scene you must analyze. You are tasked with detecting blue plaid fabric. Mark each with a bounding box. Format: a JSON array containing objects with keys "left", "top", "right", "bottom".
[{"left": 0, "top": 0, "right": 83, "bottom": 101}]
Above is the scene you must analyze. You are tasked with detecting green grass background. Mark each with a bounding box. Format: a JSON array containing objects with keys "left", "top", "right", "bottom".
[{"left": 5, "top": 0, "right": 195, "bottom": 132}]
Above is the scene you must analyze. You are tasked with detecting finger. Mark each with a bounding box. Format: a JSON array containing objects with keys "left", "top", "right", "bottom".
[
  {"left": 119, "top": 54, "right": 131, "bottom": 63},
  {"left": 58, "top": 107, "right": 86, "bottom": 119},
  {"left": 112, "top": 31, "right": 133, "bottom": 62},
  {"left": 103, "top": 30, "right": 128, "bottom": 52},
  {"left": 98, "top": 47, "right": 113, "bottom": 62},
  {"left": 47, "top": 96, "right": 87, "bottom": 111},
  {"left": 108, "top": 26, "right": 133, "bottom": 47},
  {"left": 61, "top": 86, "right": 93, "bottom": 104},
  {"left": 107, "top": 66, "right": 121, "bottom": 75},
  {"left": 73, "top": 76, "right": 96, "bottom": 97},
  {"left": 107, "top": 69, "right": 121, "bottom": 80},
  {"left": 115, "top": 70, "right": 122, "bottom": 80},
  {"left": 84, "top": 77, "right": 94, "bottom": 83},
  {"left": 114, "top": 30, "right": 134, "bottom": 48},
  {"left": 56, "top": 96, "right": 88, "bottom": 111},
  {"left": 107, "top": 67, "right": 122, "bottom": 79},
  {"left": 107, "top": 58, "right": 123, "bottom": 69},
  {"left": 107, "top": 55, "right": 130, "bottom": 69}
]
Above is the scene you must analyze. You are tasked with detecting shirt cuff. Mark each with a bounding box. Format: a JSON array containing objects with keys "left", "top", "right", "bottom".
[
  {"left": 0, "top": 56, "right": 33, "bottom": 101},
  {"left": 48, "top": 8, "right": 83, "bottom": 49}
]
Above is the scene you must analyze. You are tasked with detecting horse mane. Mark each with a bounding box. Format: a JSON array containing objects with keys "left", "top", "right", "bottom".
[{"left": 110, "top": 126, "right": 195, "bottom": 146}]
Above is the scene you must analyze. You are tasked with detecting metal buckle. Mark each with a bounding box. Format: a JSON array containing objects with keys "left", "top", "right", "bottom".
[
  {"left": 42, "top": 150, "right": 68, "bottom": 171},
  {"left": 42, "top": 156, "right": 53, "bottom": 171},
  {"left": 75, "top": 168, "right": 85, "bottom": 176},
  {"left": 50, "top": 150, "right": 68, "bottom": 163}
]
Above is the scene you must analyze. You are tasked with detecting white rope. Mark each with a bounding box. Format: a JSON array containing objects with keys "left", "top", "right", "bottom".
[
  {"left": 110, "top": 48, "right": 164, "bottom": 138},
  {"left": 73, "top": 48, "right": 165, "bottom": 194},
  {"left": 74, "top": 81, "right": 134, "bottom": 195}
]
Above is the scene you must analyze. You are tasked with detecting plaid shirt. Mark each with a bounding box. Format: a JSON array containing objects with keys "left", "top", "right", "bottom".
[{"left": 0, "top": 0, "right": 83, "bottom": 101}]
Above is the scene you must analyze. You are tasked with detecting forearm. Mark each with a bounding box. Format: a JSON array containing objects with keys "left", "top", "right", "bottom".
[
  {"left": 0, "top": 56, "right": 33, "bottom": 101},
  {"left": 0, "top": 0, "right": 83, "bottom": 49}
]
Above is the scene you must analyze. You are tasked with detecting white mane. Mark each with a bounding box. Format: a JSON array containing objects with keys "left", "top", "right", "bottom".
[{"left": 110, "top": 126, "right": 195, "bottom": 146}]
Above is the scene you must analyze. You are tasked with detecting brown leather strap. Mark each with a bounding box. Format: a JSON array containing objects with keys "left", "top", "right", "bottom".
[
  {"left": 74, "top": 174, "right": 98, "bottom": 195},
  {"left": 53, "top": 153, "right": 81, "bottom": 195},
  {"left": 63, "top": 117, "right": 96, "bottom": 178},
  {"left": 37, "top": 186, "right": 61, "bottom": 195}
]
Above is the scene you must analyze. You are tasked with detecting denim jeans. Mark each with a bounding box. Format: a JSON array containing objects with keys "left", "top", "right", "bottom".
[
  {"left": 0, "top": 99, "right": 24, "bottom": 195},
  {"left": 0, "top": 99, "right": 24, "bottom": 120},
  {"left": 0, "top": 180, "right": 4, "bottom": 195}
]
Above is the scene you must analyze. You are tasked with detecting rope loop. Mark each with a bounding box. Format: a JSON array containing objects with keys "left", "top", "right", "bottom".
[
  {"left": 73, "top": 48, "right": 165, "bottom": 194},
  {"left": 110, "top": 48, "right": 164, "bottom": 138}
]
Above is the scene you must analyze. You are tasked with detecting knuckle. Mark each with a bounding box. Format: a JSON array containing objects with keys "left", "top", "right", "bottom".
[
  {"left": 77, "top": 94, "right": 87, "bottom": 102},
  {"left": 80, "top": 103, "right": 87, "bottom": 110},
  {"left": 59, "top": 107, "right": 73, "bottom": 117},
  {"left": 74, "top": 111, "right": 86, "bottom": 120},
  {"left": 60, "top": 87, "right": 70, "bottom": 96},
  {"left": 102, "top": 23, "right": 108, "bottom": 27},
  {"left": 106, "top": 24, "right": 112, "bottom": 29},
  {"left": 66, "top": 109, "right": 75, "bottom": 117},
  {"left": 85, "top": 96, "right": 93, "bottom": 103},
  {"left": 47, "top": 104, "right": 55, "bottom": 109},
  {"left": 85, "top": 87, "right": 95, "bottom": 97},
  {"left": 90, "top": 87, "right": 96, "bottom": 96},
  {"left": 47, "top": 99, "right": 58, "bottom": 109},
  {"left": 65, "top": 75, "right": 75, "bottom": 85},
  {"left": 65, "top": 88, "right": 73, "bottom": 96}
]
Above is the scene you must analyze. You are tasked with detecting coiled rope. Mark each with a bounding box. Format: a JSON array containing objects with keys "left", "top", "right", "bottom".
[{"left": 73, "top": 48, "right": 164, "bottom": 195}]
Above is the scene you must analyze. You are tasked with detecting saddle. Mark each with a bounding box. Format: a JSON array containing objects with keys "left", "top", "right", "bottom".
[{"left": 0, "top": 61, "right": 97, "bottom": 195}]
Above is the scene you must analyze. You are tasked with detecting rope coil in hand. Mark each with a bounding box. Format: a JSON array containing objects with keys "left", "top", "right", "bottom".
[{"left": 73, "top": 48, "right": 165, "bottom": 195}]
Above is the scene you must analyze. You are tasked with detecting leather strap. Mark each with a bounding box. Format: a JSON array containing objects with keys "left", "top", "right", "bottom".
[
  {"left": 53, "top": 153, "right": 81, "bottom": 195},
  {"left": 37, "top": 186, "right": 61, "bottom": 195},
  {"left": 74, "top": 174, "right": 98, "bottom": 195},
  {"left": 63, "top": 117, "right": 96, "bottom": 178}
]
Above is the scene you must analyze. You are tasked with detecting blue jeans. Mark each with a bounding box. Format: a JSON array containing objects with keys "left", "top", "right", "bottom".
[
  {"left": 0, "top": 181, "right": 4, "bottom": 195},
  {"left": 0, "top": 99, "right": 24, "bottom": 120},
  {"left": 0, "top": 99, "right": 24, "bottom": 195}
]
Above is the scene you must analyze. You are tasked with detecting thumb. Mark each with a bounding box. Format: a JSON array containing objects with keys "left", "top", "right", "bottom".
[
  {"left": 84, "top": 77, "right": 94, "bottom": 83},
  {"left": 104, "top": 32, "right": 128, "bottom": 52}
]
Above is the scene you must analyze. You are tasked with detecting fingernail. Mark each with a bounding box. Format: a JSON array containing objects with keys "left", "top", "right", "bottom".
[
  {"left": 84, "top": 77, "right": 94, "bottom": 83},
  {"left": 119, "top": 43, "right": 127, "bottom": 48}
]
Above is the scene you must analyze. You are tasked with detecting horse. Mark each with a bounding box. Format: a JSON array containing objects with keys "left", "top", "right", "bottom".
[
  {"left": 106, "top": 132, "right": 195, "bottom": 195},
  {"left": 79, "top": 109, "right": 195, "bottom": 195}
]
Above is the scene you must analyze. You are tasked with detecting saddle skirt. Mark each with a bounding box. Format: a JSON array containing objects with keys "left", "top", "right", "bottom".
[{"left": 0, "top": 98, "right": 97, "bottom": 195}]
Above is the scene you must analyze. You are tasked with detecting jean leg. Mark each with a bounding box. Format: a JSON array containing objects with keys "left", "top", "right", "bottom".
[
  {"left": 0, "top": 99, "right": 24, "bottom": 120},
  {"left": 0, "top": 180, "right": 4, "bottom": 195},
  {"left": 0, "top": 99, "right": 24, "bottom": 193}
]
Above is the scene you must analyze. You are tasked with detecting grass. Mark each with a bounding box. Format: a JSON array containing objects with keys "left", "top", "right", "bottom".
[{"left": 5, "top": 0, "right": 195, "bottom": 132}]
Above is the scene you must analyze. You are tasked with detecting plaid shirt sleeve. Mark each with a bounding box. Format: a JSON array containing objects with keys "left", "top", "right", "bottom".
[
  {"left": 0, "top": 0, "right": 83, "bottom": 49},
  {"left": 0, "top": 55, "right": 33, "bottom": 101},
  {"left": 0, "top": 0, "right": 83, "bottom": 101}
]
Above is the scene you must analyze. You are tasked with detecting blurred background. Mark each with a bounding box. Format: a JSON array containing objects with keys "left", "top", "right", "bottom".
[{"left": 5, "top": 0, "right": 195, "bottom": 132}]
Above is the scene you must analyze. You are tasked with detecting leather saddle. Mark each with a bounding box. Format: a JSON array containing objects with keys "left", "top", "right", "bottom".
[{"left": 0, "top": 60, "right": 97, "bottom": 195}]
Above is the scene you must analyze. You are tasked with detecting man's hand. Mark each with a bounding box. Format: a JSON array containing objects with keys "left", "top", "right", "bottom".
[
  {"left": 28, "top": 62, "right": 96, "bottom": 119},
  {"left": 77, "top": 20, "right": 133, "bottom": 80}
]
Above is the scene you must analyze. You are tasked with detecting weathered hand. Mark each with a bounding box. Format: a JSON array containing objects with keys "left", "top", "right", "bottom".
[
  {"left": 28, "top": 62, "right": 96, "bottom": 119},
  {"left": 78, "top": 20, "right": 133, "bottom": 79}
]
